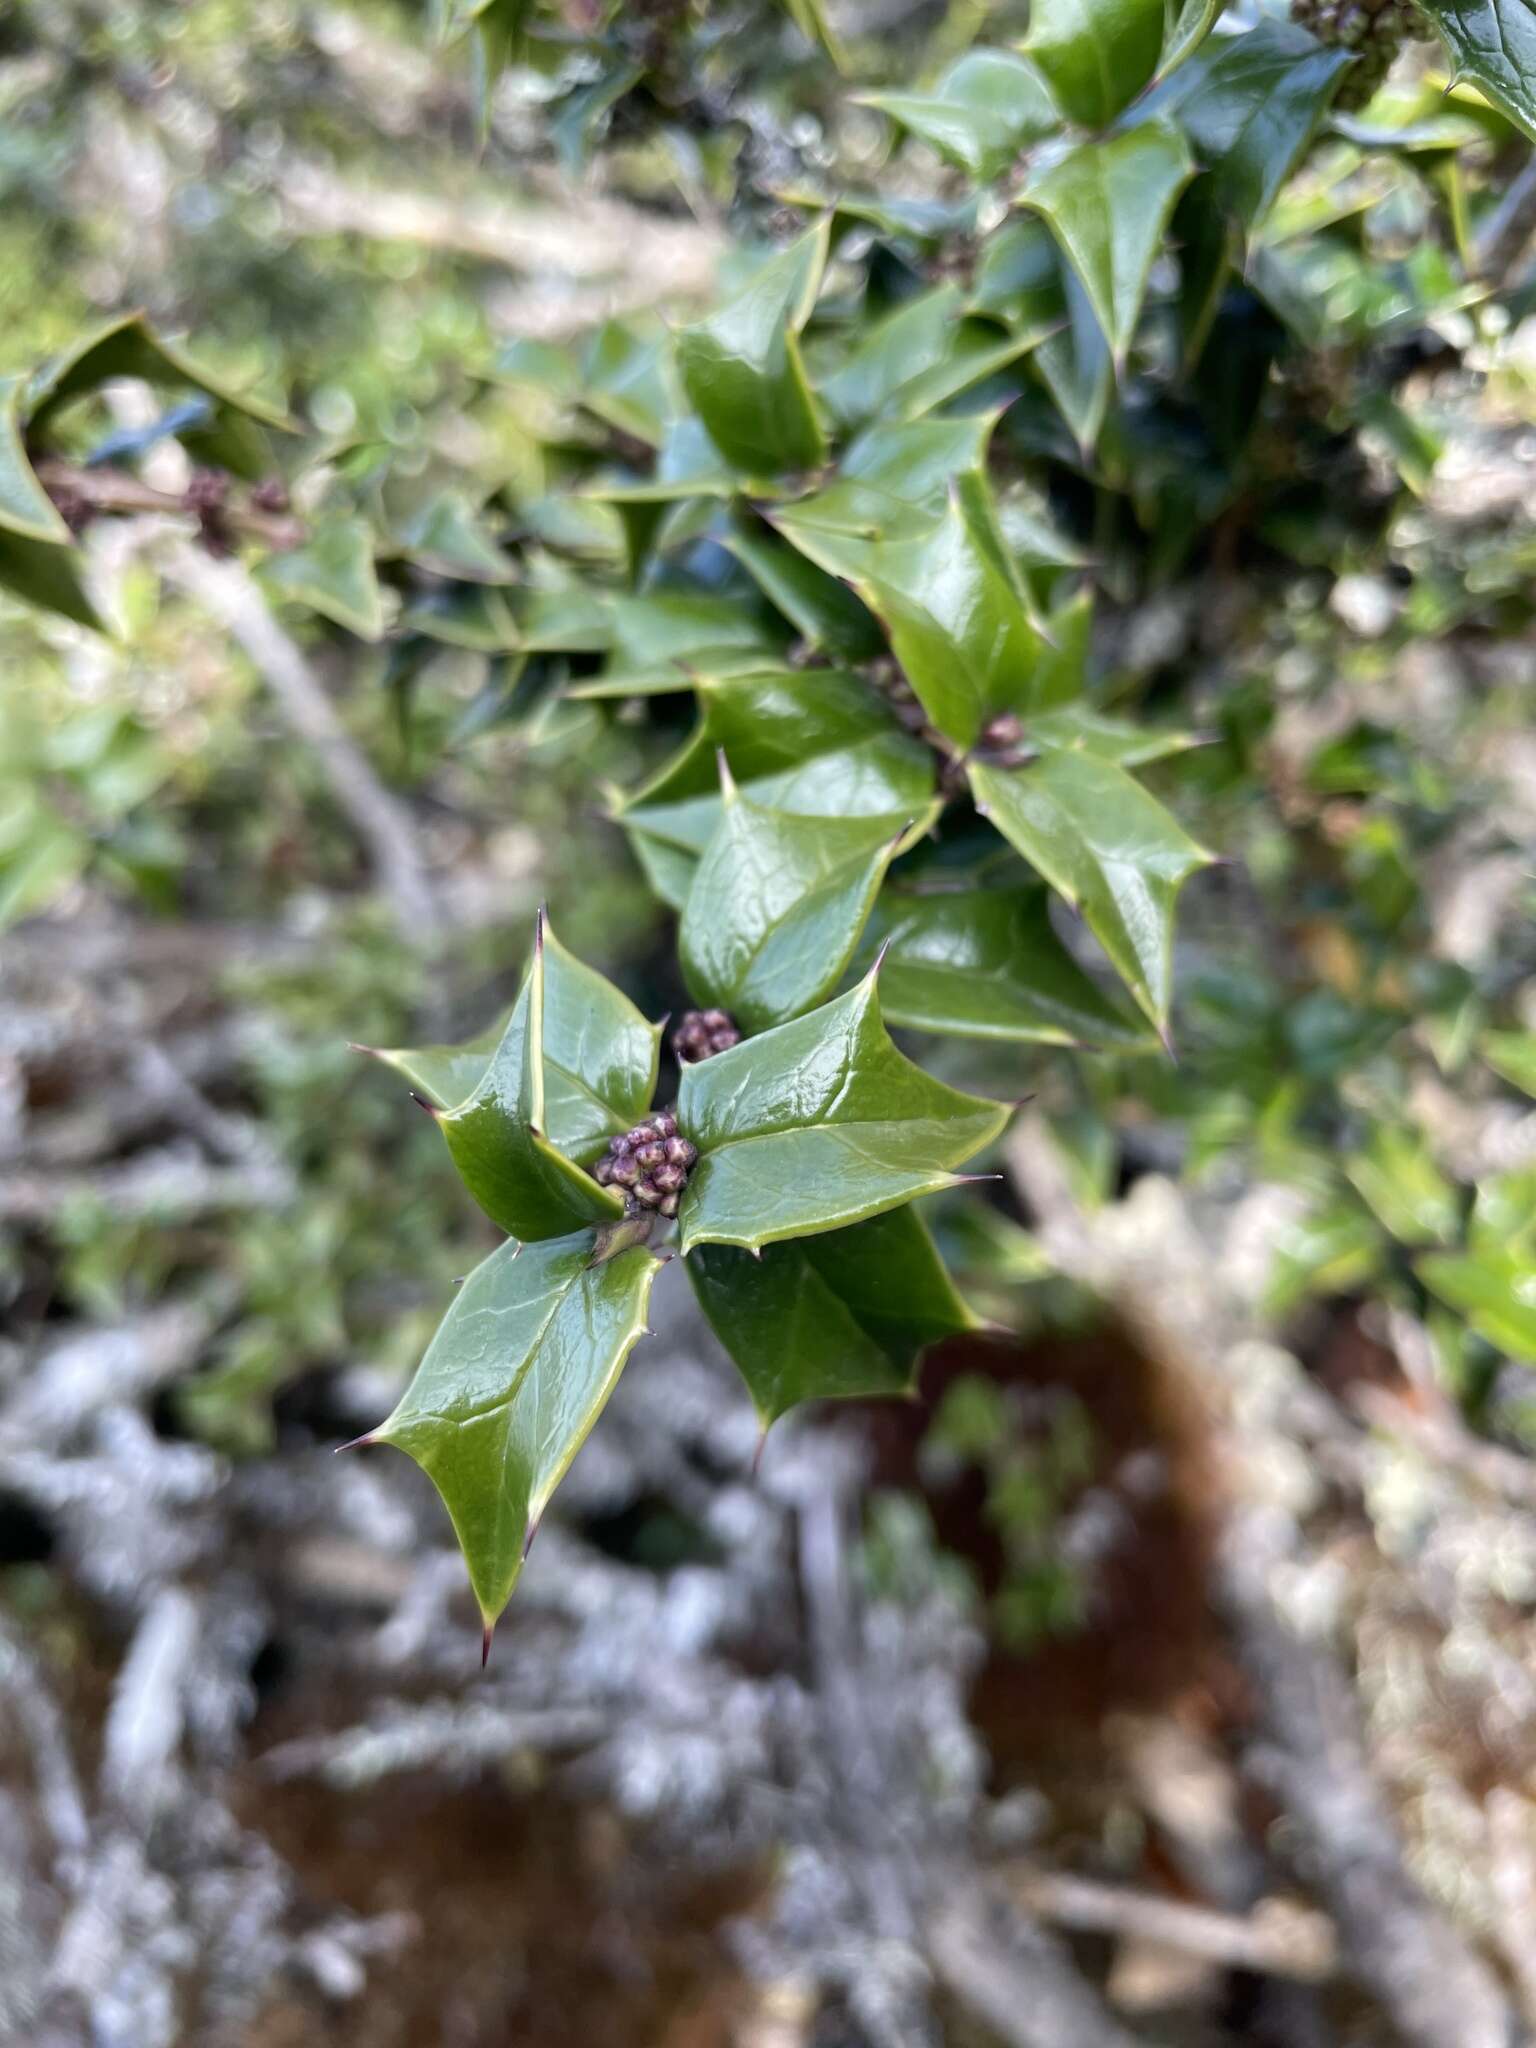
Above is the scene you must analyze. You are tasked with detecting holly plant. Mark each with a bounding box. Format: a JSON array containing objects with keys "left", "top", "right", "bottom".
[{"left": 4, "top": 0, "right": 1533, "bottom": 1638}]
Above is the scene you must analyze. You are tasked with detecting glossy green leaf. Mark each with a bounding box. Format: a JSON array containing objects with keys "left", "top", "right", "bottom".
[
  {"left": 829, "top": 485, "right": 1049, "bottom": 748},
  {"left": 857, "top": 49, "right": 1061, "bottom": 181},
  {"left": 1344, "top": 1126, "right": 1459, "bottom": 1247},
  {"left": 1030, "top": 702, "right": 1202, "bottom": 765},
  {"left": 0, "top": 377, "right": 70, "bottom": 544},
  {"left": 1026, "top": 0, "right": 1166, "bottom": 127},
  {"left": 1021, "top": 122, "right": 1194, "bottom": 366},
  {"left": 725, "top": 516, "right": 884, "bottom": 661},
  {"left": 578, "top": 317, "right": 677, "bottom": 447},
  {"left": 620, "top": 667, "right": 935, "bottom": 855},
  {"left": 680, "top": 776, "right": 923, "bottom": 1030},
  {"left": 365, "top": 1015, "right": 508, "bottom": 1113},
  {"left": 677, "top": 224, "right": 829, "bottom": 475},
  {"left": 375, "top": 1231, "right": 661, "bottom": 1626},
  {"left": 676, "top": 968, "right": 1010, "bottom": 1253},
  {"left": 395, "top": 490, "right": 515, "bottom": 583},
  {"left": 437, "top": 917, "right": 657, "bottom": 1239},
  {"left": 26, "top": 312, "right": 294, "bottom": 478},
  {"left": 1414, "top": 0, "right": 1536, "bottom": 141},
  {"left": 1026, "top": 259, "right": 1113, "bottom": 457},
  {"left": 0, "top": 528, "right": 102, "bottom": 632},
  {"left": 689, "top": 1207, "right": 975, "bottom": 1425},
  {"left": 970, "top": 751, "right": 1212, "bottom": 1032},
  {"left": 1159, "top": 0, "right": 1229, "bottom": 80},
  {"left": 870, "top": 884, "right": 1151, "bottom": 1046},
  {"left": 260, "top": 518, "right": 385, "bottom": 641},
  {"left": 1418, "top": 1248, "right": 1536, "bottom": 1361},
  {"left": 1143, "top": 20, "right": 1353, "bottom": 228}
]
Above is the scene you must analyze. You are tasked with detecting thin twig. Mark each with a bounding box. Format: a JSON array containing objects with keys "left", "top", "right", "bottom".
[
  {"left": 35, "top": 459, "right": 303, "bottom": 550},
  {"left": 1001, "top": 1866, "right": 1338, "bottom": 1983},
  {"left": 165, "top": 544, "right": 436, "bottom": 937}
]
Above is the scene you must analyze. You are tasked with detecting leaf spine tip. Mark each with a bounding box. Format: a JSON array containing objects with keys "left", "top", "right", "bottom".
[
  {"left": 409, "top": 1092, "right": 440, "bottom": 1118},
  {"left": 480, "top": 1623, "right": 495, "bottom": 1668},
  {"left": 751, "top": 1427, "right": 769, "bottom": 1478},
  {"left": 522, "top": 1517, "right": 541, "bottom": 1562},
  {"left": 333, "top": 1432, "right": 376, "bottom": 1454}
]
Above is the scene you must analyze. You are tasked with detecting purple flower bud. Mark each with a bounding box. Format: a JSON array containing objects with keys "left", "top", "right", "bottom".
[
  {"left": 632, "top": 1178, "right": 662, "bottom": 1207},
  {"left": 700, "top": 1009, "right": 730, "bottom": 1031},
  {"left": 709, "top": 1027, "right": 740, "bottom": 1052},
  {"left": 652, "top": 1162, "right": 686, "bottom": 1193},
  {"left": 625, "top": 1125, "right": 654, "bottom": 1150},
  {"left": 608, "top": 1132, "right": 633, "bottom": 1155},
  {"left": 652, "top": 1111, "right": 677, "bottom": 1138},
  {"left": 664, "top": 1135, "right": 697, "bottom": 1168},
  {"left": 634, "top": 1140, "right": 665, "bottom": 1170},
  {"left": 658, "top": 1192, "right": 680, "bottom": 1217},
  {"left": 608, "top": 1154, "right": 639, "bottom": 1187},
  {"left": 593, "top": 1156, "right": 616, "bottom": 1185}
]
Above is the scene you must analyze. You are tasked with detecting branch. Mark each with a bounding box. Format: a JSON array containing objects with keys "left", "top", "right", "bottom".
[
  {"left": 164, "top": 544, "right": 436, "bottom": 937},
  {"left": 1001, "top": 1866, "right": 1337, "bottom": 1983},
  {"left": 35, "top": 459, "right": 303, "bottom": 551},
  {"left": 1475, "top": 155, "right": 1536, "bottom": 281}
]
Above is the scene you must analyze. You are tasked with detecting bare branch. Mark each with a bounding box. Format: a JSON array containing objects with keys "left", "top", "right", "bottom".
[{"left": 164, "top": 544, "right": 436, "bottom": 937}]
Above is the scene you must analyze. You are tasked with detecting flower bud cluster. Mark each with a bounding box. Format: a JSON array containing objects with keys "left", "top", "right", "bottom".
[
  {"left": 1290, "top": 0, "right": 1434, "bottom": 109},
  {"left": 672, "top": 1008, "right": 740, "bottom": 1062},
  {"left": 592, "top": 1109, "right": 698, "bottom": 1218}
]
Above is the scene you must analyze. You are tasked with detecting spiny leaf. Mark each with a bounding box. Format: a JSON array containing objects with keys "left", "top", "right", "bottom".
[
  {"left": 0, "top": 376, "right": 71, "bottom": 545},
  {"left": 689, "top": 1207, "right": 976, "bottom": 1425},
  {"left": 724, "top": 514, "right": 885, "bottom": 661},
  {"left": 432, "top": 917, "right": 660, "bottom": 1239},
  {"left": 619, "top": 666, "right": 935, "bottom": 857},
  {"left": 969, "top": 751, "right": 1212, "bottom": 1033},
  {"left": 260, "top": 518, "right": 385, "bottom": 641},
  {"left": 869, "top": 884, "right": 1152, "bottom": 1046},
  {"left": 1021, "top": 122, "right": 1194, "bottom": 367},
  {"left": 680, "top": 778, "right": 927, "bottom": 1030},
  {"left": 857, "top": 49, "right": 1061, "bottom": 182},
  {"left": 26, "top": 312, "right": 295, "bottom": 478},
  {"left": 1141, "top": 19, "right": 1354, "bottom": 228},
  {"left": 374, "top": 1231, "right": 661, "bottom": 1626},
  {"left": 1025, "top": 0, "right": 1167, "bottom": 127},
  {"left": 677, "top": 223, "right": 829, "bottom": 476},
  {"left": 1413, "top": 0, "right": 1536, "bottom": 142},
  {"left": 372, "top": 915, "right": 661, "bottom": 1135},
  {"left": 676, "top": 967, "right": 1010, "bottom": 1253}
]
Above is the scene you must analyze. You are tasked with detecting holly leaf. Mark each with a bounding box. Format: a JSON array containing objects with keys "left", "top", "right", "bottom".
[
  {"left": 869, "top": 884, "right": 1152, "bottom": 1046},
  {"left": 689, "top": 1207, "right": 976, "bottom": 1425},
  {"left": 260, "top": 518, "right": 385, "bottom": 641},
  {"left": 619, "top": 666, "right": 935, "bottom": 857},
  {"left": 0, "top": 376, "right": 70, "bottom": 544},
  {"left": 676, "top": 967, "right": 1010, "bottom": 1253},
  {"left": 1020, "top": 122, "right": 1195, "bottom": 366},
  {"left": 1142, "top": 19, "right": 1353, "bottom": 229},
  {"left": 724, "top": 514, "right": 885, "bottom": 662},
  {"left": 26, "top": 312, "right": 294, "bottom": 478},
  {"left": 780, "top": 483, "right": 1047, "bottom": 749},
  {"left": 1026, "top": 0, "right": 1166, "bottom": 127},
  {"left": 969, "top": 751, "right": 1212, "bottom": 1034},
  {"left": 677, "top": 223, "right": 829, "bottom": 475},
  {"left": 680, "top": 771, "right": 927, "bottom": 1030},
  {"left": 857, "top": 49, "right": 1061, "bottom": 182},
  {"left": 1413, "top": 0, "right": 1536, "bottom": 142},
  {"left": 431, "top": 916, "right": 667, "bottom": 1239},
  {"left": 374, "top": 1231, "right": 661, "bottom": 1628}
]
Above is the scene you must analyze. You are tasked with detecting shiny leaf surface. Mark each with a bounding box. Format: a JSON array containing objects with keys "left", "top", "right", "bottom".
[
  {"left": 689, "top": 1207, "right": 975, "bottom": 1424},
  {"left": 858, "top": 49, "right": 1061, "bottom": 181},
  {"left": 676, "top": 969, "right": 1010, "bottom": 1252},
  {"left": 375, "top": 1231, "right": 660, "bottom": 1625},
  {"left": 970, "top": 752, "right": 1211, "bottom": 1032},
  {"left": 1026, "top": 0, "right": 1166, "bottom": 127},
  {"left": 677, "top": 224, "right": 828, "bottom": 475}
]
